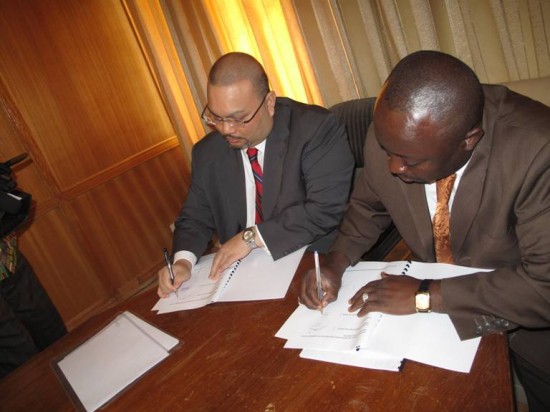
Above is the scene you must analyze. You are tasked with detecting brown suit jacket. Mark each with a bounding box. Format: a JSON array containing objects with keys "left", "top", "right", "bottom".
[{"left": 331, "top": 84, "right": 550, "bottom": 373}]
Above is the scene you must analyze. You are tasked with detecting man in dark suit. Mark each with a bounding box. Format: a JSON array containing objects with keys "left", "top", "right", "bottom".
[
  {"left": 158, "top": 52, "right": 353, "bottom": 292},
  {"left": 299, "top": 50, "right": 550, "bottom": 410}
]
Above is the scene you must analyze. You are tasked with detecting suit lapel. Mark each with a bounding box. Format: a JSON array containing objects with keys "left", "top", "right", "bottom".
[
  {"left": 219, "top": 147, "right": 247, "bottom": 231},
  {"left": 262, "top": 105, "right": 290, "bottom": 219},
  {"left": 451, "top": 116, "right": 492, "bottom": 257}
]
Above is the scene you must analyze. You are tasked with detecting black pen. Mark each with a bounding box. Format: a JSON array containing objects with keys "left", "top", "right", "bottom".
[{"left": 163, "top": 248, "right": 178, "bottom": 297}]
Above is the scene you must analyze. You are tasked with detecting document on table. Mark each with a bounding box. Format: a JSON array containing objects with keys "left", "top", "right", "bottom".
[
  {"left": 152, "top": 246, "right": 307, "bottom": 313},
  {"left": 276, "top": 261, "right": 404, "bottom": 352},
  {"left": 55, "top": 311, "right": 179, "bottom": 412},
  {"left": 276, "top": 261, "right": 492, "bottom": 373}
]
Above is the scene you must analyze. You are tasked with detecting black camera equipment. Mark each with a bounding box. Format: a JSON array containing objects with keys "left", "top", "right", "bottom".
[{"left": 0, "top": 153, "right": 32, "bottom": 237}]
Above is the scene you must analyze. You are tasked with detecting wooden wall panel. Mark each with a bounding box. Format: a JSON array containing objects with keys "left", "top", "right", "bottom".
[
  {"left": 16, "top": 209, "right": 110, "bottom": 329},
  {"left": 0, "top": 95, "right": 56, "bottom": 209},
  {"left": 68, "top": 147, "right": 190, "bottom": 300},
  {"left": 0, "top": 0, "right": 175, "bottom": 190},
  {"left": 0, "top": 0, "right": 192, "bottom": 330}
]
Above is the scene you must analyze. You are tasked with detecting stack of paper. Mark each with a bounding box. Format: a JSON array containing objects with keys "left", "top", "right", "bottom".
[
  {"left": 276, "top": 261, "right": 490, "bottom": 373},
  {"left": 55, "top": 311, "right": 179, "bottom": 412}
]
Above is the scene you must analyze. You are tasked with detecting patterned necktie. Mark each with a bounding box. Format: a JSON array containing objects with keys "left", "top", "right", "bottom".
[
  {"left": 246, "top": 147, "right": 263, "bottom": 223},
  {"left": 433, "top": 174, "right": 456, "bottom": 264}
]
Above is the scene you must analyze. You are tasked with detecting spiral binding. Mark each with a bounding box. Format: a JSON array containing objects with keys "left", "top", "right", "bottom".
[
  {"left": 220, "top": 259, "right": 242, "bottom": 291},
  {"left": 401, "top": 261, "right": 412, "bottom": 275}
]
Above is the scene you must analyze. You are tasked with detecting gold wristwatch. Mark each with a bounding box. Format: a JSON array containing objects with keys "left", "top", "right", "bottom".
[
  {"left": 415, "top": 279, "right": 433, "bottom": 313},
  {"left": 242, "top": 227, "right": 258, "bottom": 250}
]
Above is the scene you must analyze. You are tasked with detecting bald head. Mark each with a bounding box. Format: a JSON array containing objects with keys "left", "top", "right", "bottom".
[
  {"left": 208, "top": 52, "right": 269, "bottom": 99},
  {"left": 378, "top": 50, "right": 484, "bottom": 140}
]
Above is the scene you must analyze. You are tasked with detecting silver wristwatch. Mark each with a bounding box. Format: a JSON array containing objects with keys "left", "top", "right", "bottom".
[{"left": 242, "top": 227, "right": 258, "bottom": 249}]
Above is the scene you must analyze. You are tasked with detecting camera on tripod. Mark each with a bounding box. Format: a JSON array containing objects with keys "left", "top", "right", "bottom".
[{"left": 0, "top": 153, "right": 32, "bottom": 237}]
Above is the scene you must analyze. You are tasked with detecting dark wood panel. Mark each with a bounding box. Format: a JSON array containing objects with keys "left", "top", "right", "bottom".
[
  {"left": 0, "top": 84, "right": 58, "bottom": 214},
  {"left": 0, "top": 0, "right": 189, "bottom": 330},
  {"left": 17, "top": 208, "right": 111, "bottom": 329},
  {"left": 0, "top": 0, "right": 175, "bottom": 190},
  {"left": 66, "top": 147, "right": 190, "bottom": 301}
]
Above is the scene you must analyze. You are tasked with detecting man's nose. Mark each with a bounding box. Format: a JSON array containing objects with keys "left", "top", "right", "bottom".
[
  {"left": 220, "top": 121, "right": 236, "bottom": 134},
  {"left": 388, "top": 156, "right": 407, "bottom": 175}
]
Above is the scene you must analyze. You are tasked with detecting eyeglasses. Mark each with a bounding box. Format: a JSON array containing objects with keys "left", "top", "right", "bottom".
[{"left": 201, "top": 92, "right": 269, "bottom": 129}]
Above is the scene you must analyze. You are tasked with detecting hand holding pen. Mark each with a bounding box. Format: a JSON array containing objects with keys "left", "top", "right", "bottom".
[{"left": 163, "top": 248, "right": 178, "bottom": 298}]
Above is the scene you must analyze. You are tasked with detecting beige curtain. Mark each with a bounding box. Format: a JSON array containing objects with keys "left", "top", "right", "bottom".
[
  {"left": 292, "top": 0, "right": 550, "bottom": 106},
  {"left": 123, "top": 0, "right": 323, "bottom": 158},
  {"left": 124, "top": 0, "right": 550, "bottom": 156}
]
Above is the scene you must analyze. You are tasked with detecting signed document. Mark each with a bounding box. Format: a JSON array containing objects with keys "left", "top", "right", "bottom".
[
  {"left": 276, "top": 261, "right": 491, "bottom": 373},
  {"left": 152, "top": 246, "right": 307, "bottom": 313}
]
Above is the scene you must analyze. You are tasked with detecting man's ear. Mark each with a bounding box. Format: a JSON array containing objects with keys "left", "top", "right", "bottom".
[
  {"left": 266, "top": 91, "right": 277, "bottom": 116},
  {"left": 464, "top": 126, "right": 484, "bottom": 151}
]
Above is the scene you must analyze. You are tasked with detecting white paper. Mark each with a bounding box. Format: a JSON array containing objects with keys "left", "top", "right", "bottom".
[
  {"left": 300, "top": 348, "right": 403, "bottom": 372},
  {"left": 362, "top": 312, "right": 480, "bottom": 373},
  {"left": 57, "top": 311, "right": 178, "bottom": 412},
  {"left": 153, "top": 246, "right": 307, "bottom": 313},
  {"left": 124, "top": 311, "right": 179, "bottom": 350},
  {"left": 276, "top": 261, "right": 399, "bottom": 351},
  {"left": 277, "top": 261, "right": 491, "bottom": 373},
  {"left": 276, "top": 299, "right": 382, "bottom": 352}
]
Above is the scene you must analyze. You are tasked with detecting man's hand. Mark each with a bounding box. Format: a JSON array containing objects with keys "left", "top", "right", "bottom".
[
  {"left": 209, "top": 231, "right": 262, "bottom": 280},
  {"left": 299, "top": 252, "right": 349, "bottom": 311},
  {"left": 157, "top": 259, "right": 192, "bottom": 298},
  {"left": 348, "top": 273, "right": 421, "bottom": 316}
]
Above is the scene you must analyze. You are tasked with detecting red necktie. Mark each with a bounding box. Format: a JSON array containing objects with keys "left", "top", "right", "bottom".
[
  {"left": 246, "top": 147, "right": 263, "bottom": 223},
  {"left": 433, "top": 174, "right": 456, "bottom": 263}
]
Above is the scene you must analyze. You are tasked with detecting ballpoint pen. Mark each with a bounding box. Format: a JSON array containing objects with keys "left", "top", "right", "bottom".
[
  {"left": 163, "top": 248, "right": 178, "bottom": 297},
  {"left": 314, "top": 250, "right": 323, "bottom": 314}
]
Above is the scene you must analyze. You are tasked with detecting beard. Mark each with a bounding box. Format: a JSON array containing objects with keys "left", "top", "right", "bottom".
[{"left": 223, "top": 134, "right": 250, "bottom": 149}]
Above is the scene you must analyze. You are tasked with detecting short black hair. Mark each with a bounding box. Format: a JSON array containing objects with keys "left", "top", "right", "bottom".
[
  {"left": 380, "top": 50, "right": 484, "bottom": 139},
  {"left": 208, "top": 52, "right": 269, "bottom": 98}
]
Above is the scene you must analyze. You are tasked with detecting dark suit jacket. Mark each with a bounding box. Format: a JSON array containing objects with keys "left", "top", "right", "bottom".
[
  {"left": 173, "top": 97, "right": 354, "bottom": 260},
  {"left": 331, "top": 84, "right": 550, "bottom": 373}
]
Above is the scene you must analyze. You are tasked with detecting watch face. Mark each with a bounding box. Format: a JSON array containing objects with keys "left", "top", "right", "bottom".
[
  {"left": 243, "top": 229, "right": 254, "bottom": 241},
  {"left": 415, "top": 292, "right": 430, "bottom": 311}
]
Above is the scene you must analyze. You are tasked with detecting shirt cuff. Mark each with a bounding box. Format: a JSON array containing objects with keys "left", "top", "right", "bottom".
[
  {"left": 254, "top": 225, "right": 271, "bottom": 256},
  {"left": 173, "top": 250, "right": 198, "bottom": 269}
]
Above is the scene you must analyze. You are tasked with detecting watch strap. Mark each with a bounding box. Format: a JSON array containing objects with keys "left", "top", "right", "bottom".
[{"left": 417, "top": 279, "right": 432, "bottom": 293}]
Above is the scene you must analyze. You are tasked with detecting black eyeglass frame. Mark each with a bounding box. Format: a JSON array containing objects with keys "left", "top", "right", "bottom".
[{"left": 201, "top": 91, "right": 270, "bottom": 129}]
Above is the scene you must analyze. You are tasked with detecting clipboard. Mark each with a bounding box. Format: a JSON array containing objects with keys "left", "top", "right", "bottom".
[{"left": 52, "top": 311, "right": 180, "bottom": 411}]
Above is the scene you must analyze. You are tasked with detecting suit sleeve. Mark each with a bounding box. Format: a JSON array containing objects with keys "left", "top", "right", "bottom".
[
  {"left": 442, "top": 139, "right": 550, "bottom": 339},
  {"left": 259, "top": 113, "right": 354, "bottom": 259},
  {"left": 172, "top": 143, "right": 216, "bottom": 259},
  {"left": 330, "top": 126, "right": 394, "bottom": 264}
]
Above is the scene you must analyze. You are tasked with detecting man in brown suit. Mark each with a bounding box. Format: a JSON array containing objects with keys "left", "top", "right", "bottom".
[{"left": 299, "top": 50, "right": 550, "bottom": 411}]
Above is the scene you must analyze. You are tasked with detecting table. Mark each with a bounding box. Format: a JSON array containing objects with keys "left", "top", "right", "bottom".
[{"left": 0, "top": 252, "right": 514, "bottom": 411}]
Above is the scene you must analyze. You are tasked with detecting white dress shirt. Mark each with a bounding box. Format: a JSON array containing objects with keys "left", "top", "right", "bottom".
[{"left": 174, "top": 140, "right": 270, "bottom": 267}]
